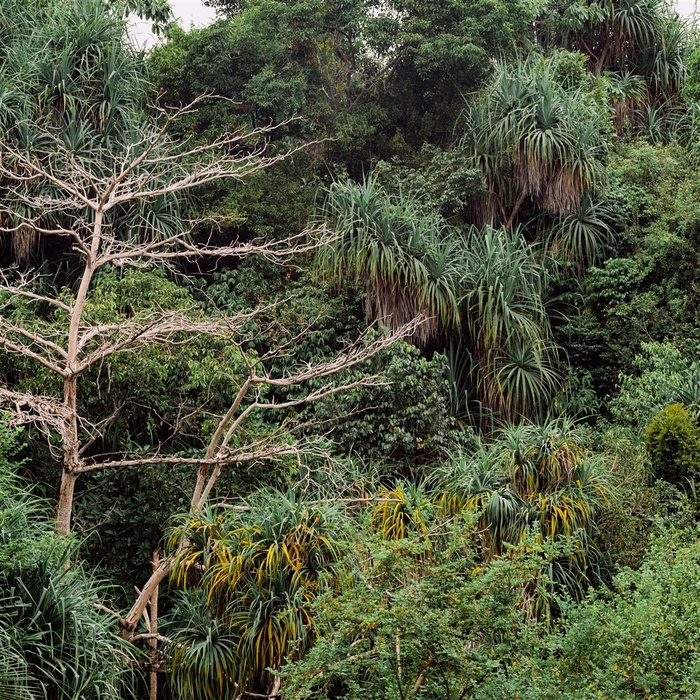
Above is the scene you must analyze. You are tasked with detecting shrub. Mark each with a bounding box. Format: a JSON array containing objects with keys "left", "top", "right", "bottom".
[{"left": 645, "top": 403, "right": 700, "bottom": 484}]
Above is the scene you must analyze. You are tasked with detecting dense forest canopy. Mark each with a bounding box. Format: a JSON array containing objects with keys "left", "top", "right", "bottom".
[{"left": 2, "top": 0, "right": 700, "bottom": 697}]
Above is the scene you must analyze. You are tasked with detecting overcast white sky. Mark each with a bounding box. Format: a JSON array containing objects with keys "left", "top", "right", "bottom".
[
  {"left": 130, "top": 0, "right": 698, "bottom": 50},
  {"left": 129, "top": 1, "right": 217, "bottom": 49}
]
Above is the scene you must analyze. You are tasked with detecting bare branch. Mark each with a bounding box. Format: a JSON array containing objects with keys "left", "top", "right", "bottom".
[
  {"left": 0, "top": 332, "right": 67, "bottom": 376},
  {"left": 0, "top": 138, "right": 96, "bottom": 210},
  {"left": 0, "top": 317, "right": 68, "bottom": 359},
  {"left": 0, "top": 388, "right": 70, "bottom": 435},
  {"left": 75, "top": 312, "right": 234, "bottom": 373},
  {"left": 0, "top": 270, "right": 73, "bottom": 312},
  {"left": 252, "top": 318, "right": 423, "bottom": 387}
]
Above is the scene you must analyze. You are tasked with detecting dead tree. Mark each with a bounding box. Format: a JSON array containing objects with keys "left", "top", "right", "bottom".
[{"left": 0, "top": 99, "right": 421, "bottom": 639}]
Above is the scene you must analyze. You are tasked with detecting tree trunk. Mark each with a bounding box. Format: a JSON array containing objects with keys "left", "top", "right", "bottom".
[
  {"left": 149, "top": 550, "right": 160, "bottom": 700},
  {"left": 56, "top": 469, "right": 77, "bottom": 538},
  {"left": 506, "top": 189, "right": 528, "bottom": 232},
  {"left": 57, "top": 375, "right": 80, "bottom": 537},
  {"left": 56, "top": 211, "right": 100, "bottom": 536},
  {"left": 121, "top": 556, "right": 173, "bottom": 640}
]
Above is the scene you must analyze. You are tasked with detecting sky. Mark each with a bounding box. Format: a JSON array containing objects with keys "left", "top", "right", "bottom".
[
  {"left": 678, "top": 0, "right": 697, "bottom": 16},
  {"left": 128, "top": 1, "right": 217, "bottom": 49},
  {"left": 130, "top": 0, "right": 698, "bottom": 50}
]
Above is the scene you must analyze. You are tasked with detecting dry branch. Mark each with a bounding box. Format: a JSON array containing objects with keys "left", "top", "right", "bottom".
[{"left": 0, "top": 96, "right": 423, "bottom": 645}]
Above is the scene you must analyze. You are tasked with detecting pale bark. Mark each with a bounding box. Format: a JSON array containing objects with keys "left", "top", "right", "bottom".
[
  {"left": 56, "top": 469, "right": 78, "bottom": 538},
  {"left": 121, "top": 556, "right": 172, "bottom": 639},
  {"left": 0, "top": 97, "right": 424, "bottom": 644},
  {"left": 148, "top": 551, "right": 160, "bottom": 700}
]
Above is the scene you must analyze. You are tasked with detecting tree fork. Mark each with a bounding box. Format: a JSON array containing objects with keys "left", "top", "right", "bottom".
[{"left": 121, "top": 555, "right": 173, "bottom": 641}]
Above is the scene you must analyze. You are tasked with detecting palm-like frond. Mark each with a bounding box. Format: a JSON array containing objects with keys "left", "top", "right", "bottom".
[
  {"left": 460, "top": 56, "right": 608, "bottom": 228},
  {"left": 459, "top": 225, "right": 562, "bottom": 423},
  {"left": 461, "top": 226, "right": 549, "bottom": 348},
  {"left": 167, "top": 592, "right": 239, "bottom": 700},
  {"left": 316, "top": 175, "right": 462, "bottom": 344},
  {"left": 445, "top": 338, "right": 473, "bottom": 421},
  {"left": 486, "top": 339, "right": 562, "bottom": 422},
  {"left": 167, "top": 491, "right": 349, "bottom": 694},
  {"left": 435, "top": 445, "right": 525, "bottom": 554},
  {"left": 607, "top": 70, "right": 647, "bottom": 134},
  {"left": 0, "top": 553, "right": 138, "bottom": 700},
  {"left": 547, "top": 194, "right": 613, "bottom": 268},
  {"left": 371, "top": 481, "right": 436, "bottom": 541},
  {"left": 0, "top": 0, "right": 179, "bottom": 264},
  {"left": 435, "top": 418, "right": 613, "bottom": 608},
  {"left": 536, "top": 0, "right": 688, "bottom": 104}
]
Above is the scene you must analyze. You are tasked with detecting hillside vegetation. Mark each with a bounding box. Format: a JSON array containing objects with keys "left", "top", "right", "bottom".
[{"left": 2, "top": 0, "right": 700, "bottom": 698}]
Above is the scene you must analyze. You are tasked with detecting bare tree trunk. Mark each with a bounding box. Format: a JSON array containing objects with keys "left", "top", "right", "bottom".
[
  {"left": 56, "top": 211, "right": 100, "bottom": 536},
  {"left": 149, "top": 550, "right": 160, "bottom": 700},
  {"left": 57, "top": 374, "right": 79, "bottom": 537},
  {"left": 122, "top": 556, "right": 173, "bottom": 639},
  {"left": 56, "top": 469, "right": 77, "bottom": 538}
]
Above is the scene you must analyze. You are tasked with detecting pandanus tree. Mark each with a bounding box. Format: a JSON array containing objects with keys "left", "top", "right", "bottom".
[
  {"left": 437, "top": 418, "right": 613, "bottom": 611},
  {"left": 165, "top": 491, "right": 349, "bottom": 698},
  {"left": 460, "top": 226, "right": 561, "bottom": 424},
  {"left": 316, "top": 176, "right": 462, "bottom": 345},
  {"left": 607, "top": 71, "right": 647, "bottom": 135},
  {"left": 536, "top": 0, "right": 688, "bottom": 97},
  {"left": 317, "top": 178, "right": 562, "bottom": 423},
  {"left": 461, "top": 57, "right": 608, "bottom": 232}
]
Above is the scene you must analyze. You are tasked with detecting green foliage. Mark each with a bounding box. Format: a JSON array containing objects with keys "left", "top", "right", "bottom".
[
  {"left": 611, "top": 342, "right": 700, "bottom": 430},
  {"left": 682, "top": 44, "right": 700, "bottom": 103},
  {"left": 282, "top": 522, "right": 546, "bottom": 700},
  {"left": 536, "top": 0, "right": 689, "bottom": 98},
  {"left": 301, "top": 340, "right": 465, "bottom": 465},
  {"left": 285, "top": 520, "right": 700, "bottom": 699},
  {"left": 78, "top": 268, "right": 247, "bottom": 447},
  {"left": 0, "top": 264, "right": 247, "bottom": 457},
  {"left": 0, "top": 264, "right": 256, "bottom": 583},
  {"left": 548, "top": 193, "right": 614, "bottom": 268},
  {"left": 370, "top": 480, "right": 436, "bottom": 541},
  {"left": 379, "top": 0, "right": 536, "bottom": 147},
  {"left": 525, "top": 527, "right": 700, "bottom": 698},
  {"left": 437, "top": 418, "right": 613, "bottom": 611},
  {"left": 317, "top": 180, "right": 562, "bottom": 424},
  {"left": 165, "top": 491, "right": 350, "bottom": 695},
  {"left": 0, "top": 551, "right": 139, "bottom": 699},
  {"left": 645, "top": 403, "right": 700, "bottom": 484},
  {"left": 163, "top": 591, "right": 239, "bottom": 700},
  {"left": 0, "top": 0, "right": 176, "bottom": 265},
  {"left": 0, "top": 425, "right": 52, "bottom": 570},
  {"left": 149, "top": 2, "right": 388, "bottom": 164},
  {"left": 118, "top": 0, "right": 172, "bottom": 34},
  {"left": 0, "top": 439, "right": 139, "bottom": 698},
  {"left": 564, "top": 257, "right": 651, "bottom": 399},
  {"left": 75, "top": 464, "right": 194, "bottom": 589},
  {"left": 563, "top": 140, "right": 700, "bottom": 399},
  {"left": 4, "top": 0, "right": 700, "bottom": 695},
  {"left": 189, "top": 0, "right": 535, "bottom": 152},
  {"left": 373, "top": 145, "right": 486, "bottom": 223},
  {"left": 460, "top": 54, "right": 609, "bottom": 231}
]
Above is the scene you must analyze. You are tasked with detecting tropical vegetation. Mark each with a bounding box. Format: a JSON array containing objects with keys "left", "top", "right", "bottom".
[{"left": 1, "top": 0, "right": 700, "bottom": 697}]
